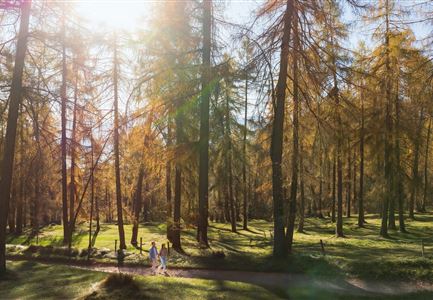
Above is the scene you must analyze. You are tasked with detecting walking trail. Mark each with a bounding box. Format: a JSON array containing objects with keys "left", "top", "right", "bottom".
[{"left": 8, "top": 257, "right": 433, "bottom": 298}]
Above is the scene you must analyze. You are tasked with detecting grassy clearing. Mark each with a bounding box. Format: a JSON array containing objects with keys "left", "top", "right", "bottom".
[
  {"left": 6, "top": 213, "right": 433, "bottom": 280},
  {"left": 0, "top": 261, "right": 278, "bottom": 300}
]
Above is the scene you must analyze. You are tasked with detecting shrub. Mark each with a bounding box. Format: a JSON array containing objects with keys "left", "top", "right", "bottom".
[{"left": 102, "top": 273, "right": 139, "bottom": 291}]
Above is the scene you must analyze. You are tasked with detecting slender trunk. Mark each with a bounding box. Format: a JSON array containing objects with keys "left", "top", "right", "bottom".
[
  {"left": 346, "top": 145, "right": 351, "bottom": 218},
  {"left": 32, "top": 112, "right": 42, "bottom": 237},
  {"left": 131, "top": 166, "right": 144, "bottom": 246},
  {"left": 332, "top": 150, "right": 336, "bottom": 223},
  {"left": 380, "top": 0, "right": 391, "bottom": 237},
  {"left": 353, "top": 150, "right": 357, "bottom": 214},
  {"left": 297, "top": 143, "right": 305, "bottom": 233},
  {"left": 225, "top": 94, "right": 237, "bottom": 233},
  {"left": 8, "top": 188, "right": 16, "bottom": 234},
  {"left": 61, "top": 5, "right": 69, "bottom": 245},
  {"left": 15, "top": 116, "right": 24, "bottom": 235},
  {"left": 166, "top": 123, "right": 173, "bottom": 241},
  {"left": 113, "top": 35, "right": 126, "bottom": 250},
  {"left": 197, "top": 0, "right": 212, "bottom": 246},
  {"left": 87, "top": 138, "right": 95, "bottom": 260},
  {"left": 358, "top": 90, "right": 365, "bottom": 227},
  {"left": 95, "top": 196, "right": 100, "bottom": 237},
  {"left": 173, "top": 161, "right": 182, "bottom": 250},
  {"left": 410, "top": 109, "right": 424, "bottom": 218},
  {"left": 423, "top": 118, "right": 431, "bottom": 212},
  {"left": 243, "top": 70, "right": 248, "bottom": 230},
  {"left": 171, "top": 105, "right": 183, "bottom": 250},
  {"left": 286, "top": 7, "right": 299, "bottom": 254},
  {"left": 318, "top": 138, "right": 323, "bottom": 218},
  {"left": 0, "top": 0, "right": 31, "bottom": 273},
  {"left": 330, "top": 32, "right": 343, "bottom": 237},
  {"left": 271, "top": 0, "right": 293, "bottom": 258},
  {"left": 69, "top": 71, "right": 78, "bottom": 237}
]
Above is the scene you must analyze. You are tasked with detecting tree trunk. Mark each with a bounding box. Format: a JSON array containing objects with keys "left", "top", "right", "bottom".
[
  {"left": 69, "top": 70, "right": 78, "bottom": 240},
  {"left": 380, "top": 0, "right": 391, "bottom": 237},
  {"left": 197, "top": 0, "right": 212, "bottom": 247},
  {"left": 113, "top": 35, "right": 126, "bottom": 250},
  {"left": 409, "top": 109, "right": 423, "bottom": 219},
  {"left": 131, "top": 166, "right": 144, "bottom": 246},
  {"left": 87, "top": 138, "right": 95, "bottom": 260},
  {"left": 358, "top": 89, "right": 365, "bottom": 227},
  {"left": 8, "top": 188, "right": 16, "bottom": 234},
  {"left": 297, "top": 143, "right": 305, "bottom": 233},
  {"left": 0, "top": 0, "right": 31, "bottom": 274},
  {"left": 243, "top": 70, "right": 248, "bottom": 230},
  {"left": 15, "top": 116, "right": 24, "bottom": 235},
  {"left": 332, "top": 150, "right": 336, "bottom": 223},
  {"left": 286, "top": 7, "right": 299, "bottom": 254},
  {"left": 318, "top": 138, "right": 323, "bottom": 218},
  {"left": 353, "top": 150, "right": 357, "bottom": 214},
  {"left": 271, "top": 0, "right": 293, "bottom": 258},
  {"left": 60, "top": 5, "right": 69, "bottom": 246},
  {"left": 330, "top": 35, "right": 343, "bottom": 237},
  {"left": 423, "top": 117, "right": 431, "bottom": 212},
  {"left": 225, "top": 93, "right": 237, "bottom": 233},
  {"left": 346, "top": 145, "right": 351, "bottom": 218},
  {"left": 173, "top": 160, "right": 182, "bottom": 250},
  {"left": 166, "top": 123, "right": 173, "bottom": 241}
]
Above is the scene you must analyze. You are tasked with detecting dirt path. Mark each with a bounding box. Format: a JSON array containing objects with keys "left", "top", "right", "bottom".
[{"left": 8, "top": 256, "right": 433, "bottom": 297}]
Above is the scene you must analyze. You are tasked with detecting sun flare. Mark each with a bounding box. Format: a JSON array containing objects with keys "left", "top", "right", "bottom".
[{"left": 74, "top": 0, "right": 150, "bottom": 31}]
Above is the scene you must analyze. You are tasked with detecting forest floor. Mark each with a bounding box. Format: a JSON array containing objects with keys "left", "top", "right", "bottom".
[{"left": 6, "top": 213, "right": 433, "bottom": 282}]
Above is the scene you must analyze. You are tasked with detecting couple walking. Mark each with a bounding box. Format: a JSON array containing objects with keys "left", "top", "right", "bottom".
[{"left": 149, "top": 241, "right": 168, "bottom": 275}]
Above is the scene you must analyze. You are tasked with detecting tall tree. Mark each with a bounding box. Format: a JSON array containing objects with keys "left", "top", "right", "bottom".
[
  {"left": 113, "top": 34, "right": 126, "bottom": 250},
  {"left": 60, "top": 3, "right": 69, "bottom": 245},
  {"left": 0, "top": 0, "right": 32, "bottom": 274},
  {"left": 197, "top": 0, "right": 212, "bottom": 246}
]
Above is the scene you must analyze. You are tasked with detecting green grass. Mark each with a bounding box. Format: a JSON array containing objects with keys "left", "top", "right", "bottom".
[
  {"left": 7, "top": 213, "right": 433, "bottom": 280},
  {"left": 2, "top": 260, "right": 433, "bottom": 299},
  {"left": 0, "top": 261, "right": 278, "bottom": 300}
]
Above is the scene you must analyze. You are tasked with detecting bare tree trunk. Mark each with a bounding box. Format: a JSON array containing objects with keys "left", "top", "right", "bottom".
[
  {"left": 15, "top": 116, "right": 24, "bottom": 235},
  {"left": 358, "top": 89, "right": 365, "bottom": 227},
  {"left": 380, "top": 0, "right": 391, "bottom": 237},
  {"left": 60, "top": 5, "right": 69, "bottom": 246},
  {"left": 8, "top": 188, "right": 16, "bottom": 234},
  {"left": 409, "top": 109, "right": 424, "bottom": 219},
  {"left": 286, "top": 6, "right": 299, "bottom": 254},
  {"left": 131, "top": 166, "right": 144, "bottom": 246},
  {"left": 297, "top": 143, "right": 305, "bottom": 233},
  {"left": 87, "top": 138, "right": 95, "bottom": 260},
  {"left": 69, "top": 70, "right": 78, "bottom": 240},
  {"left": 166, "top": 123, "right": 173, "bottom": 241},
  {"left": 346, "top": 145, "right": 351, "bottom": 218},
  {"left": 423, "top": 117, "right": 431, "bottom": 212},
  {"left": 113, "top": 35, "right": 126, "bottom": 250},
  {"left": 173, "top": 145, "right": 182, "bottom": 251},
  {"left": 271, "top": 0, "right": 293, "bottom": 258},
  {"left": 31, "top": 110, "right": 42, "bottom": 237},
  {"left": 225, "top": 94, "right": 237, "bottom": 233},
  {"left": 330, "top": 35, "right": 343, "bottom": 237},
  {"left": 0, "top": 0, "right": 31, "bottom": 274},
  {"left": 332, "top": 150, "right": 336, "bottom": 223},
  {"left": 197, "top": 0, "right": 212, "bottom": 247},
  {"left": 318, "top": 136, "right": 324, "bottom": 218},
  {"left": 243, "top": 70, "right": 248, "bottom": 230},
  {"left": 353, "top": 150, "right": 357, "bottom": 215}
]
